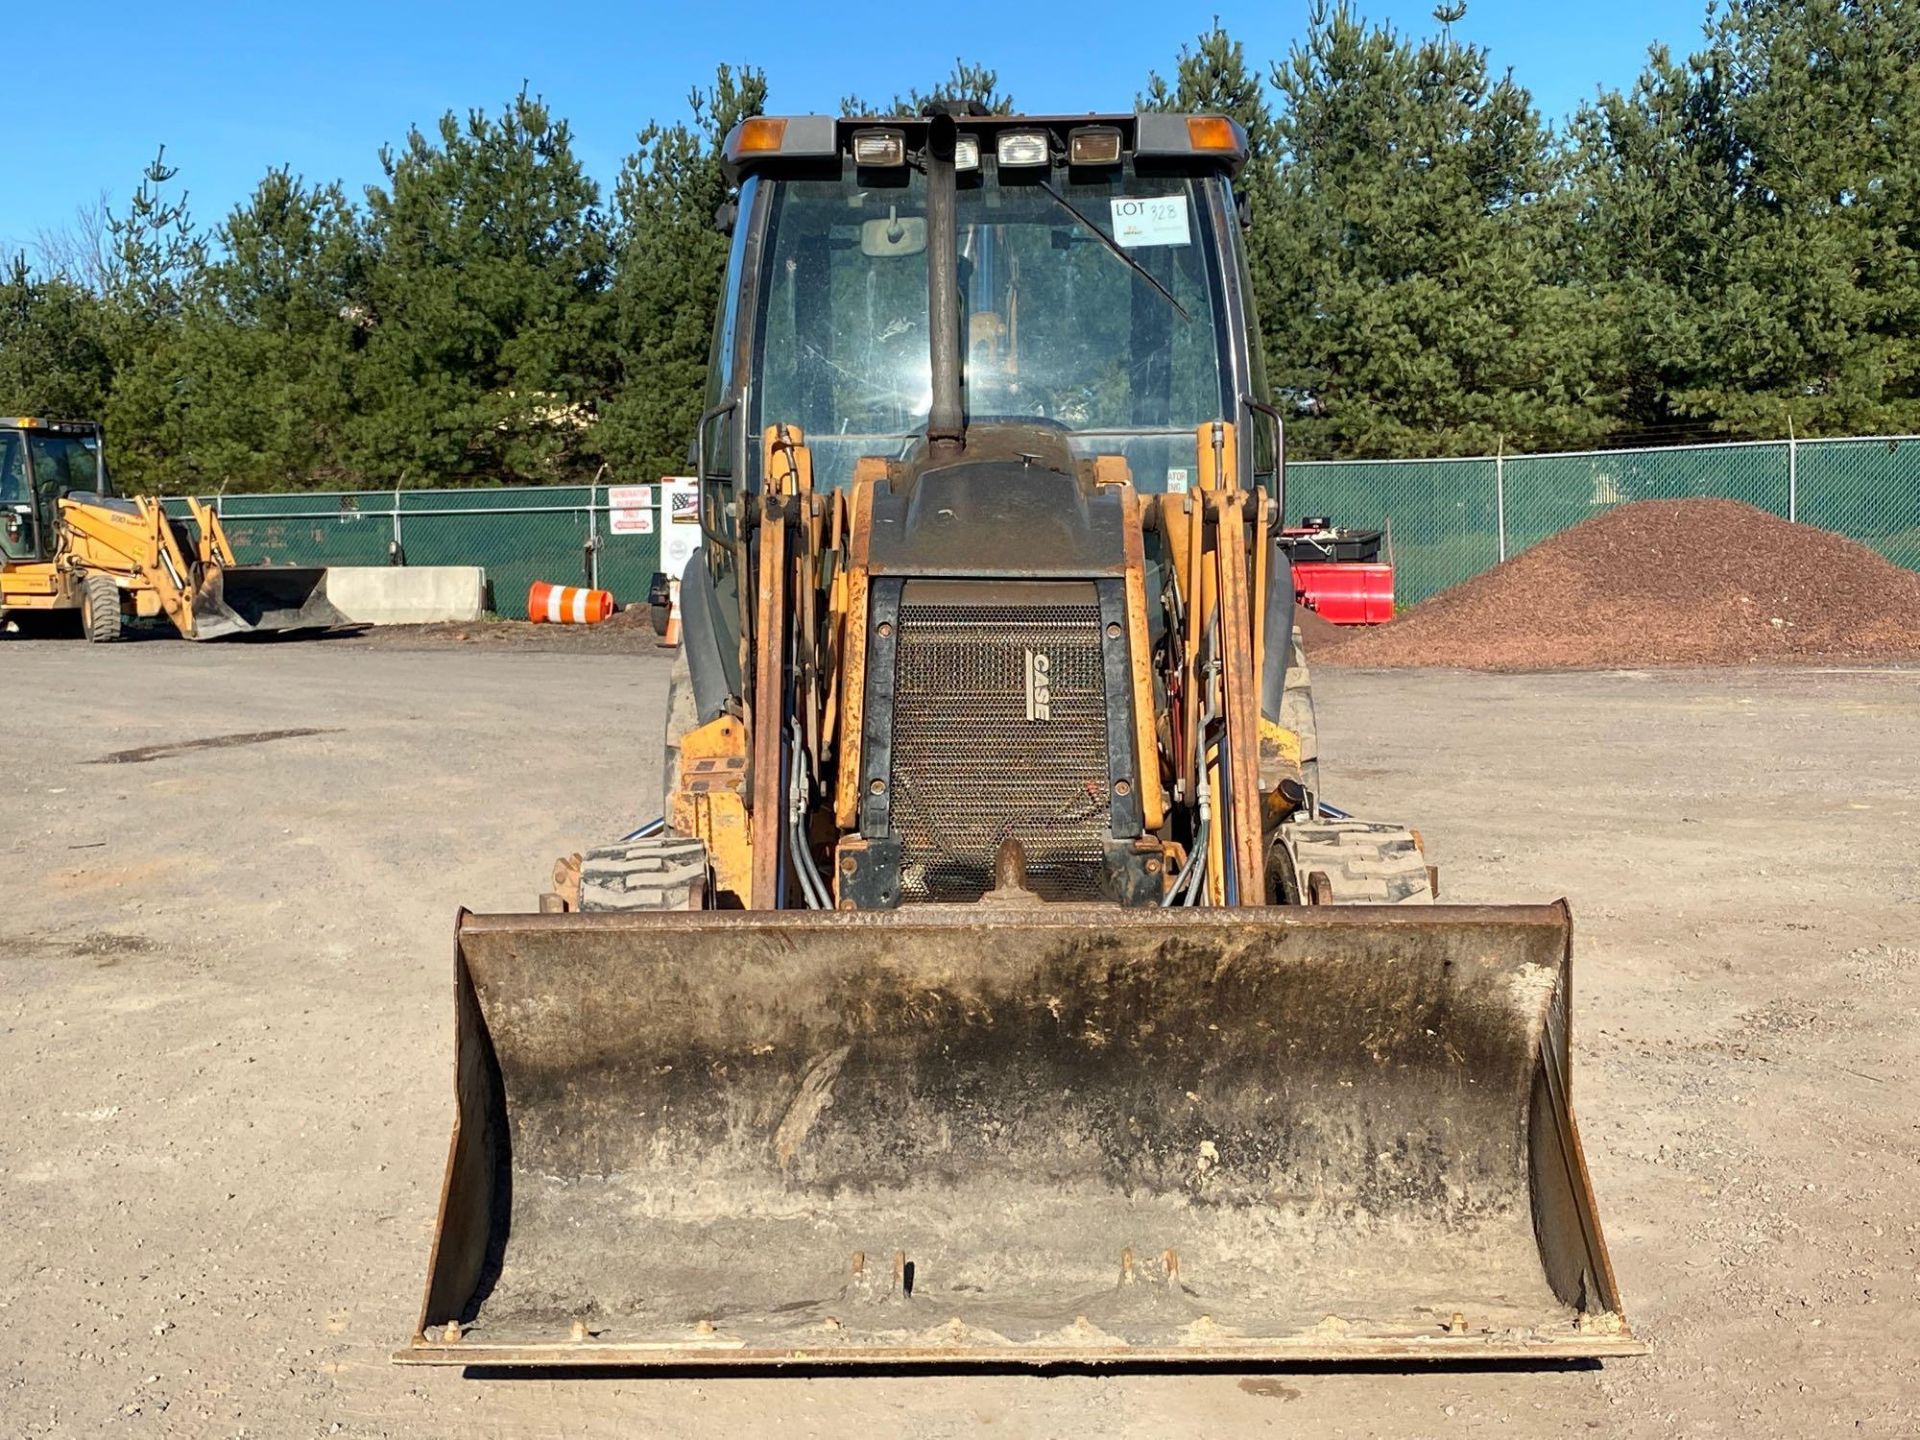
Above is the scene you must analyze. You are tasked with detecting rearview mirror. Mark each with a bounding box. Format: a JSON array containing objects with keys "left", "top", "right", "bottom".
[{"left": 861, "top": 215, "right": 927, "bottom": 257}]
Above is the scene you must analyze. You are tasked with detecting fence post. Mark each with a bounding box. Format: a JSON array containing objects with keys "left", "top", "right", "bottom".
[
  {"left": 587, "top": 483, "right": 601, "bottom": 590},
  {"left": 390, "top": 486, "right": 404, "bottom": 565},
  {"left": 1787, "top": 420, "right": 1798, "bottom": 523},
  {"left": 1495, "top": 438, "right": 1507, "bottom": 562}
]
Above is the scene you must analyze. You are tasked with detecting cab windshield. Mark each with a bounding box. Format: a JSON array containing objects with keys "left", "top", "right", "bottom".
[
  {"left": 755, "top": 160, "right": 1231, "bottom": 492},
  {"left": 1, "top": 429, "right": 109, "bottom": 559},
  {"left": 28, "top": 432, "right": 109, "bottom": 498}
]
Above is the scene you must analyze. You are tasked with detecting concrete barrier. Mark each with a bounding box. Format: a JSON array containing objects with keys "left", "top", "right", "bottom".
[{"left": 323, "top": 566, "right": 488, "bottom": 625}]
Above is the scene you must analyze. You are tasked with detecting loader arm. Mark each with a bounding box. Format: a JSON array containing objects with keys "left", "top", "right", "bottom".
[
  {"left": 58, "top": 494, "right": 198, "bottom": 631},
  {"left": 185, "top": 496, "right": 240, "bottom": 568}
]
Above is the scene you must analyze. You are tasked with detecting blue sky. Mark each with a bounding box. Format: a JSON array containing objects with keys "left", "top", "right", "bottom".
[{"left": 2, "top": 0, "right": 1706, "bottom": 261}]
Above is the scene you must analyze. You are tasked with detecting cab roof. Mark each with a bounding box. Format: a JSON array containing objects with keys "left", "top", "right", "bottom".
[
  {"left": 3, "top": 417, "right": 100, "bottom": 435},
  {"left": 721, "top": 112, "right": 1248, "bottom": 183}
]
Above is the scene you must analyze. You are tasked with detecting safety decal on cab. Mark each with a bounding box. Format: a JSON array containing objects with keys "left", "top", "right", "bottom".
[{"left": 1110, "top": 195, "right": 1191, "bottom": 248}]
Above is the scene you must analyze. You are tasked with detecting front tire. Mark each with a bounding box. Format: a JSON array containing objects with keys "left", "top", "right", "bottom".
[
  {"left": 579, "top": 834, "right": 709, "bottom": 912},
  {"left": 1270, "top": 817, "right": 1434, "bottom": 905},
  {"left": 81, "top": 575, "right": 123, "bottom": 644}
]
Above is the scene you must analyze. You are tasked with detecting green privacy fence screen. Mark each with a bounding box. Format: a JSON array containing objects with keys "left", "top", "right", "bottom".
[
  {"left": 168, "top": 485, "right": 663, "bottom": 620},
  {"left": 166, "top": 433, "right": 1920, "bottom": 618}
]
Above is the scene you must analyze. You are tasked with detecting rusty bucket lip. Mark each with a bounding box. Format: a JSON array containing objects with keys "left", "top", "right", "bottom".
[
  {"left": 392, "top": 1330, "right": 1646, "bottom": 1368},
  {"left": 456, "top": 898, "right": 1575, "bottom": 939}
]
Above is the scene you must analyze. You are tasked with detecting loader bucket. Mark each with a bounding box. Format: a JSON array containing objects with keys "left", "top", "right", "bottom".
[
  {"left": 398, "top": 902, "right": 1639, "bottom": 1367},
  {"left": 187, "top": 565, "right": 342, "bottom": 639}
]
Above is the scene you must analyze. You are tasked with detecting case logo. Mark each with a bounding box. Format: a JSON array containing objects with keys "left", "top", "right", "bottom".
[{"left": 1024, "top": 649, "right": 1052, "bottom": 721}]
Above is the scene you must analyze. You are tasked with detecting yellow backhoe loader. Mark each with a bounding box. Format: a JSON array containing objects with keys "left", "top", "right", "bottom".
[
  {"left": 0, "top": 417, "right": 339, "bottom": 641},
  {"left": 400, "top": 109, "right": 1638, "bottom": 1367}
]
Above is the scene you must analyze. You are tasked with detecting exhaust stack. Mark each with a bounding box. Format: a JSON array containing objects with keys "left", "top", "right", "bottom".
[{"left": 924, "top": 111, "right": 964, "bottom": 461}]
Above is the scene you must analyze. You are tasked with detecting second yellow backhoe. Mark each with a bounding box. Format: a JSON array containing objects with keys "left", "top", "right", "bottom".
[{"left": 0, "top": 417, "right": 338, "bottom": 641}]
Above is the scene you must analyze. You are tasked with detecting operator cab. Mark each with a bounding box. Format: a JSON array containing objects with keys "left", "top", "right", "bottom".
[
  {"left": 0, "top": 418, "right": 111, "bottom": 562},
  {"left": 700, "top": 111, "right": 1273, "bottom": 502}
]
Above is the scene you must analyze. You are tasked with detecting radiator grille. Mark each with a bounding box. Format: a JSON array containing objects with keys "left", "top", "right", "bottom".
[{"left": 890, "top": 601, "right": 1111, "bottom": 902}]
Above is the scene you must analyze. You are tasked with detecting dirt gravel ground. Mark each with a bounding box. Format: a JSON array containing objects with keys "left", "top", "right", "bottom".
[
  {"left": 3, "top": 640, "right": 1917, "bottom": 1438},
  {"left": 330, "top": 608, "right": 667, "bottom": 654}
]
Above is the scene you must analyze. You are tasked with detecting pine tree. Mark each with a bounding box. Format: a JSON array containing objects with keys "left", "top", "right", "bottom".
[
  {"left": 1265, "top": 3, "right": 1603, "bottom": 456},
  {"left": 355, "top": 89, "right": 612, "bottom": 485},
  {"left": 1574, "top": 0, "right": 1920, "bottom": 438},
  {"left": 167, "top": 171, "right": 371, "bottom": 490},
  {"left": 1140, "top": 23, "right": 1285, "bottom": 413},
  {"left": 1142, "top": 24, "right": 1278, "bottom": 162},
  {"left": 0, "top": 256, "right": 114, "bottom": 422},
  {"left": 599, "top": 65, "right": 767, "bottom": 480},
  {"left": 842, "top": 59, "right": 1014, "bottom": 118},
  {"left": 98, "top": 149, "right": 208, "bottom": 491}
]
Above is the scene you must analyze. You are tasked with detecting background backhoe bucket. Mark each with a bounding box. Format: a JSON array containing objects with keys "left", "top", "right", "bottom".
[
  {"left": 188, "top": 566, "right": 342, "bottom": 639},
  {"left": 398, "top": 903, "right": 1640, "bottom": 1367}
]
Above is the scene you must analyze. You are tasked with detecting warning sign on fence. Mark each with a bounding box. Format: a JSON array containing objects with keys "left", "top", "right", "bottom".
[
  {"left": 660, "top": 478, "right": 701, "bottom": 583},
  {"left": 607, "top": 485, "right": 655, "bottom": 534}
]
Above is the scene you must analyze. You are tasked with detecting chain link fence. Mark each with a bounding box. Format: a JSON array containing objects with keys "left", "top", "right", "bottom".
[
  {"left": 164, "top": 433, "right": 1920, "bottom": 618},
  {"left": 169, "top": 485, "right": 663, "bottom": 620}
]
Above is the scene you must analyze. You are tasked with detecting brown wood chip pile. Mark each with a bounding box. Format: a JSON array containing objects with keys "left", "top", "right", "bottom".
[
  {"left": 1292, "top": 602, "right": 1349, "bottom": 655},
  {"left": 1312, "top": 499, "right": 1920, "bottom": 669}
]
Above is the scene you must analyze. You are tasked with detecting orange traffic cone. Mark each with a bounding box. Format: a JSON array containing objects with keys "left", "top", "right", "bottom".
[
  {"left": 528, "top": 580, "right": 615, "bottom": 624},
  {"left": 650, "top": 574, "right": 682, "bottom": 647}
]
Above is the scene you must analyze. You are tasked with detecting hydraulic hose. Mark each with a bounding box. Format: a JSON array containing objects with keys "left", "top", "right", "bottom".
[{"left": 788, "top": 718, "right": 831, "bottom": 910}]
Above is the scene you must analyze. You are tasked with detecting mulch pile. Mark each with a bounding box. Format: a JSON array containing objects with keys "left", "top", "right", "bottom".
[
  {"left": 1310, "top": 498, "right": 1920, "bottom": 669},
  {"left": 1292, "top": 602, "right": 1348, "bottom": 655}
]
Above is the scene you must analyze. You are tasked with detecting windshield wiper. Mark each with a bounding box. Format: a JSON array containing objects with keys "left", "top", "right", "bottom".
[{"left": 1036, "top": 179, "right": 1190, "bottom": 323}]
